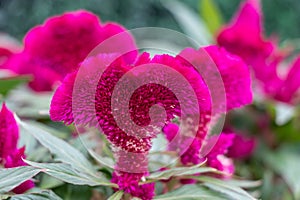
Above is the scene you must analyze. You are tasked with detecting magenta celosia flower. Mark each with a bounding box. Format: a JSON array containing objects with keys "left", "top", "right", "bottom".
[
  {"left": 249, "top": 44, "right": 300, "bottom": 104},
  {"left": 206, "top": 133, "right": 235, "bottom": 177},
  {"left": 0, "top": 103, "right": 34, "bottom": 193},
  {"left": 50, "top": 42, "right": 253, "bottom": 195},
  {"left": 217, "top": 0, "right": 300, "bottom": 104},
  {"left": 166, "top": 45, "right": 252, "bottom": 166},
  {"left": 2, "top": 10, "right": 137, "bottom": 91},
  {"left": 178, "top": 45, "right": 252, "bottom": 111},
  {"left": 273, "top": 57, "right": 300, "bottom": 103},
  {"left": 50, "top": 51, "right": 213, "bottom": 151},
  {"left": 203, "top": 46, "right": 253, "bottom": 110},
  {"left": 50, "top": 51, "right": 212, "bottom": 198},
  {"left": 227, "top": 134, "right": 256, "bottom": 159},
  {"left": 0, "top": 103, "right": 19, "bottom": 160},
  {"left": 217, "top": 0, "right": 274, "bottom": 63},
  {"left": 111, "top": 171, "right": 154, "bottom": 200}
]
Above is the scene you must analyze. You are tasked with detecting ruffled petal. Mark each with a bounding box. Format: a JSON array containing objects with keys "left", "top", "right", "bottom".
[
  {"left": 204, "top": 45, "right": 253, "bottom": 110},
  {"left": 3, "top": 10, "right": 137, "bottom": 92},
  {"left": 217, "top": 0, "right": 274, "bottom": 62}
]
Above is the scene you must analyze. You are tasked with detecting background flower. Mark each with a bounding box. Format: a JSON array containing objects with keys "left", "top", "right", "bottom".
[
  {"left": 0, "top": 103, "right": 34, "bottom": 194},
  {"left": 1, "top": 10, "right": 137, "bottom": 91}
]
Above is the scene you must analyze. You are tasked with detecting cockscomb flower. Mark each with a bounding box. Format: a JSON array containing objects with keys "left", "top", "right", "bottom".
[
  {"left": 111, "top": 171, "right": 155, "bottom": 200},
  {"left": 217, "top": 0, "right": 300, "bottom": 104},
  {"left": 0, "top": 103, "right": 34, "bottom": 194},
  {"left": 50, "top": 41, "right": 252, "bottom": 195},
  {"left": 217, "top": 0, "right": 274, "bottom": 64},
  {"left": 166, "top": 45, "right": 252, "bottom": 166},
  {"left": 50, "top": 50, "right": 215, "bottom": 198},
  {"left": 2, "top": 10, "right": 137, "bottom": 91},
  {"left": 273, "top": 57, "right": 300, "bottom": 103},
  {"left": 203, "top": 46, "right": 253, "bottom": 110},
  {"left": 178, "top": 45, "right": 252, "bottom": 112}
]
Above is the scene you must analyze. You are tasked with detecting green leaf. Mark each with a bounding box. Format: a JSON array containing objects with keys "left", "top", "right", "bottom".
[
  {"left": 200, "top": 0, "right": 223, "bottom": 34},
  {"left": 154, "top": 184, "right": 226, "bottom": 200},
  {"left": 16, "top": 117, "right": 95, "bottom": 175},
  {"left": 273, "top": 119, "right": 300, "bottom": 142},
  {"left": 147, "top": 163, "right": 217, "bottom": 181},
  {"left": 226, "top": 179, "right": 261, "bottom": 189},
  {"left": 0, "top": 74, "right": 30, "bottom": 96},
  {"left": 53, "top": 185, "right": 92, "bottom": 200},
  {"left": 0, "top": 166, "right": 40, "bottom": 193},
  {"left": 196, "top": 176, "right": 256, "bottom": 200},
  {"left": 24, "top": 160, "right": 114, "bottom": 187},
  {"left": 27, "top": 121, "right": 70, "bottom": 140},
  {"left": 7, "top": 88, "right": 51, "bottom": 119},
  {"left": 264, "top": 145, "right": 300, "bottom": 199},
  {"left": 39, "top": 174, "right": 64, "bottom": 189},
  {"left": 161, "top": 0, "right": 212, "bottom": 45},
  {"left": 107, "top": 191, "right": 124, "bottom": 200},
  {"left": 88, "top": 149, "right": 115, "bottom": 167},
  {"left": 10, "top": 190, "right": 62, "bottom": 200}
]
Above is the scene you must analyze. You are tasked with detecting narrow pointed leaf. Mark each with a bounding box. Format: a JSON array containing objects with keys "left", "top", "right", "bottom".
[
  {"left": 0, "top": 74, "right": 30, "bottom": 96},
  {"left": 24, "top": 160, "right": 114, "bottom": 187},
  {"left": 147, "top": 162, "right": 216, "bottom": 181},
  {"left": 154, "top": 184, "right": 225, "bottom": 200},
  {"left": 0, "top": 166, "right": 40, "bottom": 193},
  {"left": 200, "top": 0, "right": 223, "bottom": 34},
  {"left": 196, "top": 176, "right": 256, "bottom": 200},
  {"left": 88, "top": 149, "right": 115, "bottom": 167},
  {"left": 10, "top": 190, "right": 62, "bottom": 200},
  {"left": 16, "top": 117, "right": 95, "bottom": 175}
]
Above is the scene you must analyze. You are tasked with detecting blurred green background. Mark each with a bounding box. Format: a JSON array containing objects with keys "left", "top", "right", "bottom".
[{"left": 0, "top": 0, "right": 299, "bottom": 42}]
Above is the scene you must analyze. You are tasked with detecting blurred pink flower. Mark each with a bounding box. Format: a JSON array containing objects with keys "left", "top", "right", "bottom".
[
  {"left": 217, "top": 0, "right": 274, "bottom": 63},
  {"left": 217, "top": 0, "right": 300, "bottom": 104},
  {"left": 274, "top": 57, "right": 300, "bottom": 103},
  {"left": 206, "top": 133, "right": 236, "bottom": 177},
  {"left": 2, "top": 10, "right": 137, "bottom": 91},
  {"left": 0, "top": 103, "right": 34, "bottom": 194},
  {"left": 227, "top": 134, "right": 256, "bottom": 159},
  {"left": 0, "top": 33, "right": 21, "bottom": 66}
]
